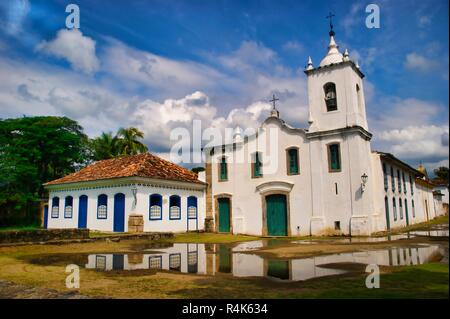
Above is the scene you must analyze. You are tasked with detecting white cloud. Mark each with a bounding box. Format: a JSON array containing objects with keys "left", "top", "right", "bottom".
[
  {"left": 101, "top": 39, "right": 225, "bottom": 94},
  {"left": 282, "top": 40, "right": 303, "bottom": 52},
  {"left": 0, "top": 0, "right": 29, "bottom": 36},
  {"left": 36, "top": 29, "right": 100, "bottom": 74},
  {"left": 404, "top": 52, "right": 439, "bottom": 73}
]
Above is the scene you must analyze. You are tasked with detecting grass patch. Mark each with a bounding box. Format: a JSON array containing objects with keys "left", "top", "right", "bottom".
[
  {"left": 374, "top": 215, "right": 449, "bottom": 236},
  {"left": 0, "top": 225, "right": 41, "bottom": 232},
  {"left": 159, "top": 232, "right": 260, "bottom": 243}
]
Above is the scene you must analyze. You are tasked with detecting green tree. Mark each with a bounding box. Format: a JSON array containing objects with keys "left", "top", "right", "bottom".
[
  {"left": 91, "top": 132, "right": 119, "bottom": 160},
  {"left": 0, "top": 116, "right": 89, "bottom": 225},
  {"left": 116, "top": 127, "right": 148, "bottom": 155},
  {"left": 433, "top": 166, "right": 449, "bottom": 182}
]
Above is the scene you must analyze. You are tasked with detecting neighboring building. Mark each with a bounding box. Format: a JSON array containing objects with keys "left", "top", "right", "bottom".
[
  {"left": 204, "top": 28, "right": 439, "bottom": 236},
  {"left": 44, "top": 153, "right": 206, "bottom": 233},
  {"left": 433, "top": 182, "right": 449, "bottom": 206}
]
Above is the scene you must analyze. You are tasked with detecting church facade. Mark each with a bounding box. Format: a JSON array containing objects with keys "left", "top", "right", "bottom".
[{"left": 203, "top": 30, "right": 444, "bottom": 236}]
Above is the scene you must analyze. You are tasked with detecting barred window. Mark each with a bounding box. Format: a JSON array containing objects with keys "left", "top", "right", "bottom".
[
  {"left": 187, "top": 196, "right": 198, "bottom": 219},
  {"left": 51, "top": 197, "right": 59, "bottom": 218},
  {"left": 64, "top": 196, "right": 73, "bottom": 218},
  {"left": 149, "top": 256, "right": 162, "bottom": 269},
  {"left": 169, "top": 254, "right": 181, "bottom": 270},
  {"left": 188, "top": 206, "right": 197, "bottom": 219},
  {"left": 97, "top": 194, "right": 108, "bottom": 219},
  {"left": 150, "top": 205, "right": 162, "bottom": 219},
  {"left": 149, "top": 194, "right": 162, "bottom": 220},
  {"left": 169, "top": 195, "right": 181, "bottom": 220},
  {"left": 95, "top": 255, "right": 106, "bottom": 270}
]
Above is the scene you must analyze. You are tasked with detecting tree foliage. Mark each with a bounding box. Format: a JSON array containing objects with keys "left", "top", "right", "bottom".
[
  {"left": 0, "top": 116, "right": 90, "bottom": 224},
  {"left": 433, "top": 166, "right": 449, "bottom": 183},
  {"left": 91, "top": 127, "right": 148, "bottom": 160}
]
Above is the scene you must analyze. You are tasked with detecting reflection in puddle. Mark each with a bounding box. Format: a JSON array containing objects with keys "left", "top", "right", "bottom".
[
  {"left": 409, "top": 230, "right": 449, "bottom": 237},
  {"left": 80, "top": 242, "right": 444, "bottom": 282}
]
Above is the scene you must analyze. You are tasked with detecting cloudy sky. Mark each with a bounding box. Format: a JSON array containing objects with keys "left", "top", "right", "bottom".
[{"left": 0, "top": 0, "right": 448, "bottom": 172}]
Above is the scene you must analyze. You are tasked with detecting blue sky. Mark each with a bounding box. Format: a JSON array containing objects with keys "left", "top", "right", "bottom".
[{"left": 0, "top": 0, "right": 448, "bottom": 171}]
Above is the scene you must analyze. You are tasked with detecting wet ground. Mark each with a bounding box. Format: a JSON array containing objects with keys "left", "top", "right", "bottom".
[{"left": 24, "top": 224, "right": 449, "bottom": 283}]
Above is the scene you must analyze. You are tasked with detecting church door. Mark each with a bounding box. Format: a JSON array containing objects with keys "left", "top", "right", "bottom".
[
  {"left": 113, "top": 193, "right": 125, "bottom": 232},
  {"left": 218, "top": 198, "right": 231, "bottom": 233},
  {"left": 266, "top": 194, "right": 288, "bottom": 236},
  {"left": 78, "top": 195, "right": 88, "bottom": 229},
  {"left": 267, "top": 260, "right": 290, "bottom": 280}
]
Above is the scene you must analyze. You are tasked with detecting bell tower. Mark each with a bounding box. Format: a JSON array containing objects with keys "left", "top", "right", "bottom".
[
  {"left": 304, "top": 24, "right": 369, "bottom": 133},
  {"left": 305, "top": 19, "right": 375, "bottom": 236}
]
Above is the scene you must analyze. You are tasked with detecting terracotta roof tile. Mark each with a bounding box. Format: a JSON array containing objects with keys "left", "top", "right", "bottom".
[{"left": 44, "top": 153, "right": 204, "bottom": 186}]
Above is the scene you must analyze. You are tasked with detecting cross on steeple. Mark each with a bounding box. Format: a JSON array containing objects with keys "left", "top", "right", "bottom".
[
  {"left": 326, "top": 12, "right": 335, "bottom": 36},
  {"left": 269, "top": 94, "right": 279, "bottom": 110}
]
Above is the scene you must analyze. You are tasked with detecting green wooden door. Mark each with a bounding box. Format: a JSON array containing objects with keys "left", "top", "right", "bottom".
[
  {"left": 218, "top": 245, "right": 231, "bottom": 273},
  {"left": 218, "top": 198, "right": 230, "bottom": 233},
  {"left": 266, "top": 194, "right": 288, "bottom": 236},
  {"left": 267, "top": 260, "right": 290, "bottom": 280}
]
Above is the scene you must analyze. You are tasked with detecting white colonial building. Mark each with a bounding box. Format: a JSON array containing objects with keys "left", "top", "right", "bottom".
[
  {"left": 44, "top": 153, "right": 206, "bottom": 233},
  {"left": 203, "top": 29, "right": 445, "bottom": 237}
]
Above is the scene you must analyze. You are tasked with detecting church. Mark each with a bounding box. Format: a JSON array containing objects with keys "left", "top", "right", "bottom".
[
  {"left": 43, "top": 28, "right": 445, "bottom": 236},
  {"left": 202, "top": 28, "right": 444, "bottom": 236}
]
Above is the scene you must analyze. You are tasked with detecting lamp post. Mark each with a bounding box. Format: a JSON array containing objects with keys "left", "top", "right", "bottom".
[{"left": 361, "top": 173, "right": 368, "bottom": 193}]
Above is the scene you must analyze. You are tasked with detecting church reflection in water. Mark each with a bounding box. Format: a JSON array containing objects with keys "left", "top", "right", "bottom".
[{"left": 85, "top": 242, "right": 443, "bottom": 282}]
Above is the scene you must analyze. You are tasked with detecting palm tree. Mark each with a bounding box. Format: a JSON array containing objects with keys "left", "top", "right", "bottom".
[
  {"left": 116, "top": 127, "right": 148, "bottom": 155},
  {"left": 91, "top": 132, "right": 118, "bottom": 160}
]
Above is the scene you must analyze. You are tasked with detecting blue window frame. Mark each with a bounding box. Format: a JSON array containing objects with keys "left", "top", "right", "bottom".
[
  {"left": 64, "top": 196, "right": 73, "bottom": 219},
  {"left": 149, "top": 194, "right": 163, "bottom": 220},
  {"left": 187, "top": 196, "right": 198, "bottom": 219},
  {"left": 51, "top": 197, "right": 59, "bottom": 218},
  {"left": 169, "top": 195, "right": 181, "bottom": 220},
  {"left": 97, "top": 194, "right": 108, "bottom": 219}
]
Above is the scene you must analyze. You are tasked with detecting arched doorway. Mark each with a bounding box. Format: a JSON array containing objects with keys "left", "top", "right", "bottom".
[
  {"left": 78, "top": 195, "right": 88, "bottom": 229},
  {"left": 265, "top": 194, "right": 288, "bottom": 236},
  {"left": 113, "top": 193, "right": 125, "bottom": 232}
]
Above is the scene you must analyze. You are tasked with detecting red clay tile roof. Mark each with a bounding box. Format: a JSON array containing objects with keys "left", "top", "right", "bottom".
[{"left": 44, "top": 153, "right": 204, "bottom": 186}]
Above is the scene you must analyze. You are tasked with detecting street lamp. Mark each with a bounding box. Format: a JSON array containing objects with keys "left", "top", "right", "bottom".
[{"left": 361, "top": 173, "right": 368, "bottom": 193}]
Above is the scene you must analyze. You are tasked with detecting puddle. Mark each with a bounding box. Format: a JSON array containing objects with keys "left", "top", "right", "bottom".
[
  {"left": 408, "top": 230, "right": 449, "bottom": 237},
  {"left": 27, "top": 242, "right": 445, "bottom": 282}
]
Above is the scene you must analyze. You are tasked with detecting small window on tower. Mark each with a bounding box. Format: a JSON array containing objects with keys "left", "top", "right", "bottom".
[{"left": 324, "top": 82, "right": 337, "bottom": 112}]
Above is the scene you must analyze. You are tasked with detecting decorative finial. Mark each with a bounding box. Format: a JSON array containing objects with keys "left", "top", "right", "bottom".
[
  {"left": 355, "top": 60, "right": 360, "bottom": 68},
  {"left": 343, "top": 48, "right": 350, "bottom": 61},
  {"left": 269, "top": 94, "right": 280, "bottom": 118},
  {"left": 306, "top": 56, "right": 314, "bottom": 70},
  {"left": 326, "top": 12, "right": 335, "bottom": 37}
]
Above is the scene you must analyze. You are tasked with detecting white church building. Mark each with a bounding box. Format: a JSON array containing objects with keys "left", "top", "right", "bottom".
[
  {"left": 203, "top": 28, "right": 444, "bottom": 236},
  {"left": 43, "top": 28, "right": 445, "bottom": 236}
]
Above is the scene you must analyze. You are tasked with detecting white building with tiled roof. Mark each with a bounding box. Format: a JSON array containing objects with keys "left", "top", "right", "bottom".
[{"left": 44, "top": 153, "right": 206, "bottom": 233}]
